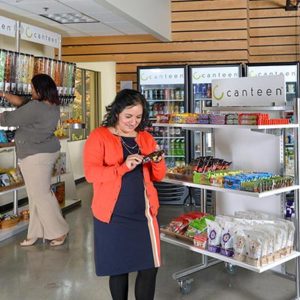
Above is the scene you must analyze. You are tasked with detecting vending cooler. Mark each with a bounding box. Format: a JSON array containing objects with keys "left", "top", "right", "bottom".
[
  {"left": 137, "top": 65, "right": 190, "bottom": 205},
  {"left": 246, "top": 62, "right": 300, "bottom": 219}
]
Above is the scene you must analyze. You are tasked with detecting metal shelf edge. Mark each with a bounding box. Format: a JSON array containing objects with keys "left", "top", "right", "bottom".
[
  {"left": 160, "top": 233, "right": 300, "bottom": 274},
  {"left": 162, "top": 177, "right": 300, "bottom": 198}
]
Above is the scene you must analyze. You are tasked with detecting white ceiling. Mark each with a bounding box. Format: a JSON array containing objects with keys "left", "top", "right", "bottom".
[{"left": 0, "top": 0, "right": 149, "bottom": 37}]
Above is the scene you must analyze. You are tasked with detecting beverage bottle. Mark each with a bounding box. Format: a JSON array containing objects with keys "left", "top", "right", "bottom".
[
  {"left": 179, "top": 104, "right": 185, "bottom": 114},
  {"left": 148, "top": 89, "right": 153, "bottom": 100},
  {"left": 170, "top": 139, "right": 175, "bottom": 155},
  {"left": 174, "top": 103, "right": 179, "bottom": 113},
  {"left": 175, "top": 139, "right": 180, "bottom": 155},
  {"left": 170, "top": 89, "right": 175, "bottom": 100},
  {"left": 180, "top": 89, "right": 184, "bottom": 100},
  {"left": 207, "top": 84, "right": 212, "bottom": 98},
  {"left": 180, "top": 138, "right": 185, "bottom": 155},
  {"left": 170, "top": 127, "right": 175, "bottom": 136},
  {"left": 201, "top": 84, "right": 207, "bottom": 98},
  {"left": 164, "top": 139, "right": 169, "bottom": 155},
  {"left": 160, "top": 89, "right": 165, "bottom": 100},
  {"left": 175, "top": 128, "right": 181, "bottom": 136},
  {"left": 164, "top": 88, "right": 170, "bottom": 100},
  {"left": 148, "top": 103, "right": 153, "bottom": 118}
]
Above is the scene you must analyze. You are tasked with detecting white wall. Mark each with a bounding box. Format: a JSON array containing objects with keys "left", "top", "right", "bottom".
[{"left": 96, "top": 0, "right": 171, "bottom": 41}]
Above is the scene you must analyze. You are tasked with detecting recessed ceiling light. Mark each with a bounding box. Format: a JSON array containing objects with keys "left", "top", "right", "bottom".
[{"left": 40, "top": 13, "right": 99, "bottom": 24}]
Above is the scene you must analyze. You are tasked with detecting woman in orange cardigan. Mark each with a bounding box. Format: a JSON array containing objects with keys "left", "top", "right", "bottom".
[{"left": 83, "top": 89, "right": 166, "bottom": 300}]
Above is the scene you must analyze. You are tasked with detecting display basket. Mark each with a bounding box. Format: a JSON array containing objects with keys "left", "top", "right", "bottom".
[{"left": 0, "top": 216, "right": 20, "bottom": 229}]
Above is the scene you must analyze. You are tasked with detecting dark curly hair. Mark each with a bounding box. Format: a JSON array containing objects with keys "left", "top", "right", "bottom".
[
  {"left": 31, "top": 73, "right": 60, "bottom": 105},
  {"left": 102, "top": 89, "right": 149, "bottom": 131}
]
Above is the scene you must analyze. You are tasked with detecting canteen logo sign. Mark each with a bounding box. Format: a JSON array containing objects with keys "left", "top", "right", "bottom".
[
  {"left": 20, "top": 22, "right": 61, "bottom": 48},
  {"left": 0, "top": 16, "right": 16, "bottom": 37},
  {"left": 248, "top": 65, "right": 297, "bottom": 82},
  {"left": 212, "top": 75, "right": 286, "bottom": 107},
  {"left": 192, "top": 67, "right": 239, "bottom": 84},
  {"left": 139, "top": 68, "right": 184, "bottom": 85}
]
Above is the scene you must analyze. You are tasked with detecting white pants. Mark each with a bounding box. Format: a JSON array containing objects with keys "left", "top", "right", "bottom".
[{"left": 19, "top": 152, "right": 69, "bottom": 240}]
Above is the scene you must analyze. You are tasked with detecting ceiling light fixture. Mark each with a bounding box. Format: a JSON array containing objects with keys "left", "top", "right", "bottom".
[{"left": 40, "top": 12, "right": 99, "bottom": 24}]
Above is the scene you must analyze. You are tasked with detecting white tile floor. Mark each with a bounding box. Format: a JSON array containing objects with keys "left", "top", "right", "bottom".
[{"left": 0, "top": 182, "right": 298, "bottom": 300}]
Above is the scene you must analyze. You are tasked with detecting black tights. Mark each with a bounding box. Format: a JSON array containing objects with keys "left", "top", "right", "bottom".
[{"left": 109, "top": 268, "right": 158, "bottom": 300}]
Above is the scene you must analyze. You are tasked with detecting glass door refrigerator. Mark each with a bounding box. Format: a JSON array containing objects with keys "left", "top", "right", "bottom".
[
  {"left": 188, "top": 64, "right": 243, "bottom": 211},
  {"left": 246, "top": 62, "right": 300, "bottom": 219},
  {"left": 137, "top": 65, "right": 189, "bottom": 205}
]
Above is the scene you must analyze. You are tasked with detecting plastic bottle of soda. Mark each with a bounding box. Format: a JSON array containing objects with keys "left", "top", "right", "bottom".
[{"left": 180, "top": 138, "right": 185, "bottom": 155}]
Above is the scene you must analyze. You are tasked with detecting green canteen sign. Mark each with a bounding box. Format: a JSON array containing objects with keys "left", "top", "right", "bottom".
[
  {"left": 139, "top": 68, "right": 184, "bottom": 85},
  {"left": 212, "top": 75, "right": 286, "bottom": 107}
]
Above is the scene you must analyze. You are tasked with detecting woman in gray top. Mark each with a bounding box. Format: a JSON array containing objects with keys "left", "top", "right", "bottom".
[{"left": 0, "top": 74, "right": 69, "bottom": 247}]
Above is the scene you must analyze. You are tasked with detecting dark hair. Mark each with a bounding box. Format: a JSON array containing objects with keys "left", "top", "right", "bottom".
[
  {"left": 102, "top": 89, "right": 149, "bottom": 131},
  {"left": 31, "top": 73, "right": 60, "bottom": 105}
]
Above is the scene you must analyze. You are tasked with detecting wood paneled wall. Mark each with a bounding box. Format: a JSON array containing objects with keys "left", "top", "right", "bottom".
[{"left": 62, "top": 0, "right": 300, "bottom": 89}]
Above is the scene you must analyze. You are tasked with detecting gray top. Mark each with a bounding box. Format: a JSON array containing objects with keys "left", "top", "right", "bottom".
[{"left": 0, "top": 100, "right": 61, "bottom": 159}]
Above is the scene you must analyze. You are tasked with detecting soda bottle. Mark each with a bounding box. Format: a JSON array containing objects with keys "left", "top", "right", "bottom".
[
  {"left": 170, "top": 139, "right": 175, "bottom": 155},
  {"left": 175, "top": 139, "right": 180, "bottom": 155},
  {"left": 180, "top": 138, "right": 185, "bottom": 155}
]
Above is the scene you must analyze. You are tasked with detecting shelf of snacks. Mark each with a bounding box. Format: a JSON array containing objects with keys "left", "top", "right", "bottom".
[
  {"left": 163, "top": 177, "right": 300, "bottom": 198},
  {"left": 165, "top": 156, "right": 299, "bottom": 198},
  {"left": 160, "top": 233, "right": 300, "bottom": 274},
  {"left": 0, "top": 198, "right": 81, "bottom": 242},
  {"left": 160, "top": 210, "right": 299, "bottom": 274},
  {"left": 0, "top": 181, "right": 25, "bottom": 195},
  {"left": 153, "top": 122, "right": 299, "bottom": 130}
]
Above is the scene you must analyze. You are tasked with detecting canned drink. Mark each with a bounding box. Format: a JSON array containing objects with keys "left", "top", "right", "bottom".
[
  {"left": 180, "top": 89, "right": 184, "bottom": 100},
  {"left": 164, "top": 88, "right": 170, "bottom": 100},
  {"left": 170, "top": 88, "right": 175, "bottom": 100},
  {"left": 156, "top": 89, "right": 160, "bottom": 100},
  {"left": 144, "top": 89, "right": 149, "bottom": 99},
  {"left": 160, "top": 89, "right": 165, "bottom": 100},
  {"left": 201, "top": 84, "right": 207, "bottom": 98},
  {"left": 207, "top": 84, "right": 212, "bottom": 98},
  {"left": 153, "top": 89, "right": 157, "bottom": 100},
  {"left": 148, "top": 89, "right": 153, "bottom": 100},
  {"left": 193, "top": 84, "right": 197, "bottom": 94}
]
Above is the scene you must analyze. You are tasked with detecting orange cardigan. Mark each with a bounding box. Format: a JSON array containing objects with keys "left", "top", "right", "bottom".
[{"left": 83, "top": 126, "right": 167, "bottom": 223}]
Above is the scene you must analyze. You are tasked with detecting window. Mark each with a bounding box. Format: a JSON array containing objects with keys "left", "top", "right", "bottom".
[{"left": 64, "top": 68, "right": 99, "bottom": 140}]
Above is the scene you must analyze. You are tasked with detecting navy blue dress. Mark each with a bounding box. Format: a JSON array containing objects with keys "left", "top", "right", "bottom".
[{"left": 94, "top": 137, "right": 155, "bottom": 276}]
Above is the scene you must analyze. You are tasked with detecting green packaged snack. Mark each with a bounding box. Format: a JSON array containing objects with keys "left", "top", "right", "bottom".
[{"left": 186, "top": 215, "right": 215, "bottom": 237}]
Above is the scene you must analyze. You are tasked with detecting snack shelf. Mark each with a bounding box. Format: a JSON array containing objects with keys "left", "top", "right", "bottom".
[
  {"left": 0, "top": 173, "right": 71, "bottom": 196},
  {"left": 153, "top": 123, "right": 299, "bottom": 130},
  {"left": 162, "top": 176, "right": 300, "bottom": 198},
  {"left": 160, "top": 233, "right": 300, "bottom": 274},
  {"left": 0, "top": 198, "right": 81, "bottom": 242}
]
